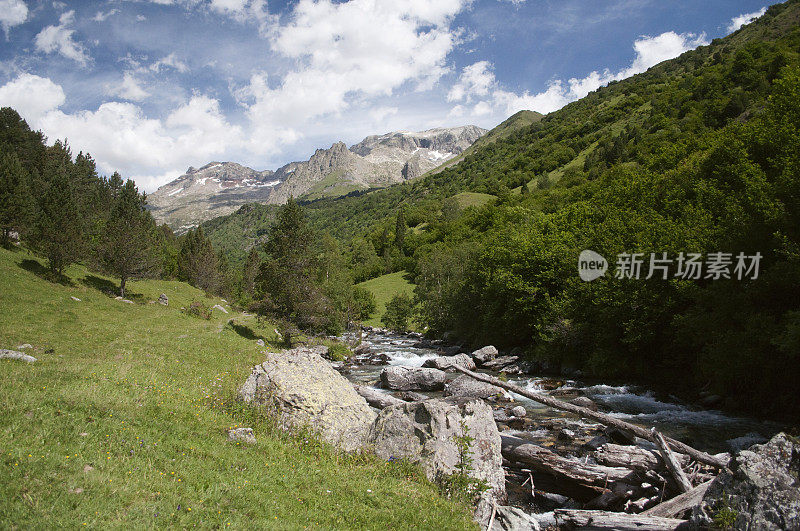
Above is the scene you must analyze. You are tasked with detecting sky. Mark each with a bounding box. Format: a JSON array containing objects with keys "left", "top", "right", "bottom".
[{"left": 0, "top": 0, "right": 777, "bottom": 192}]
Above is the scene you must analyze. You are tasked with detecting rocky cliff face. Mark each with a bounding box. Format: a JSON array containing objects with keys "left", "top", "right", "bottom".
[
  {"left": 147, "top": 162, "right": 279, "bottom": 232},
  {"left": 148, "top": 125, "right": 487, "bottom": 230}
]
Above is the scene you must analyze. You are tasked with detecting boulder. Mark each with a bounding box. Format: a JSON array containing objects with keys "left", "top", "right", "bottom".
[
  {"left": 0, "top": 349, "right": 36, "bottom": 363},
  {"left": 158, "top": 293, "right": 168, "bottom": 306},
  {"left": 397, "top": 391, "right": 428, "bottom": 402},
  {"left": 353, "top": 343, "right": 372, "bottom": 356},
  {"left": 380, "top": 366, "right": 446, "bottom": 391},
  {"left": 438, "top": 345, "right": 462, "bottom": 357},
  {"left": 444, "top": 375, "right": 504, "bottom": 400},
  {"left": 692, "top": 433, "right": 800, "bottom": 530},
  {"left": 369, "top": 398, "right": 506, "bottom": 504},
  {"left": 482, "top": 356, "right": 519, "bottom": 371},
  {"left": 422, "top": 354, "right": 476, "bottom": 371},
  {"left": 571, "top": 396, "right": 599, "bottom": 411},
  {"left": 510, "top": 406, "right": 527, "bottom": 418},
  {"left": 239, "top": 347, "right": 376, "bottom": 452},
  {"left": 227, "top": 427, "right": 256, "bottom": 444},
  {"left": 470, "top": 345, "right": 498, "bottom": 365}
]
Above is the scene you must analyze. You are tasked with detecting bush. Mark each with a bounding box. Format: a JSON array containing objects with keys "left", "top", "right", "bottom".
[
  {"left": 382, "top": 292, "right": 415, "bottom": 332},
  {"left": 184, "top": 300, "right": 212, "bottom": 320}
]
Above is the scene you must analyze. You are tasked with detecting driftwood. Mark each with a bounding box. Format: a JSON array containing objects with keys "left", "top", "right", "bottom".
[
  {"left": 554, "top": 509, "right": 689, "bottom": 530},
  {"left": 502, "top": 441, "right": 639, "bottom": 489},
  {"left": 643, "top": 480, "right": 712, "bottom": 518},
  {"left": 453, "top": 366, "right": 728, "bottom": 468},
  {"left": 652, "top": 428, "right": 693, "bottom": 493},
  {"left": 596, "top": 443, "right": 688, "bottom": 473},
  {"left": 353, "top": 385, "right": 406, "bottom": 409}
]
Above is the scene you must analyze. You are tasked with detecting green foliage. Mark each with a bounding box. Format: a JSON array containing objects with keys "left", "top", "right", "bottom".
[
  {"left": 439, "top": 419, "right": 489, "bottom": 504},
  {"left": 382, "top": 292, "right": 415, "bottom": 332},
  {"left": 184, "top": 300, "right": 213, "bottom": 320},
  {"left": 95, "top": 179, "right": 160, "bottom": 297}
]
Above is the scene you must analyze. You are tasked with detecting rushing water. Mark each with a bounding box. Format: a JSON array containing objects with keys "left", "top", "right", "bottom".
[{"left": 340, "top": 330, "right": 783, "bottom": 455}]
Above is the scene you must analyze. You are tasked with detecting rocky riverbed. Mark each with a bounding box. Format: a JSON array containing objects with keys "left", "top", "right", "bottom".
[
  {"left": 333, "top": 329, "right": 792, "bottom": 523},
  {"left": 239, "top": 329, "right": 797, "bottom": 529}
]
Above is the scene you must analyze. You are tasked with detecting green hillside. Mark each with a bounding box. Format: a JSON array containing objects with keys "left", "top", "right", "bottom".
[
  {"left": 0, "top": 246, "right": 474, "bottom": 528},
  {"left": 356, "top": 271, "right": 416, "bottom": 327}
]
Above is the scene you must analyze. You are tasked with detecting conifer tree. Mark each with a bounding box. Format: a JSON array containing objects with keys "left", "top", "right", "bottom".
[
  {"left": 96, "top": 179, "right": 158, "bottom": 297},
  {"left": 0, "top": 152, "right": 32, "bottom": 246}
]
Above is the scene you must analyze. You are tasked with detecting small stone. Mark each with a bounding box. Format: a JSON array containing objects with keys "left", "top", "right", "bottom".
[
  {"left": 69, "top": 487, "right": 84, "bottom": 494},
  {"left": 557, "top": 428, "right": 576, "bottom": 442},
  {"left": 0, "top": 349, "right": 36, "bottom": 363},
  {"left": 79, "top": 432, "right": 88, "bottom": 437},
  {"left": 16, "top": 344, "right": 32, "bottom": 350},
  {"left": 70, "top": 296, "right": 81, "bottom": 302},
  {"left": 158, "top": 293, "right": 168, "bottom": 306},
  {"left": 256, "top": 339, "right": 265, "bottom": 347},
  {"left": 212, "top": 304, "right": 228, "bottom": 314},
  {"left": 83, "top": 464, "right": 94, "bottom": 472},
  {"left": 227, "top": 427, "right": 256, "bottom": 444},
  {"left": 511, "top": 406, "right": 527, "bottom": 418}
]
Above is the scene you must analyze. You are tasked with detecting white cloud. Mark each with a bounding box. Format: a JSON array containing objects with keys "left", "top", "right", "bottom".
[
  {"left": 34, "top": 10, "right": 90, "bottom": 66},
  {"left": 727, "top": 7, "right": 766, "bottom": 33},
  {"left": 451, "top": 30, "right": 708, "bottom": 117},
  {"left": 150, "top": 53, "right": 189, "bottom": 73},
  {"left": 209, "top": 0, "right": 274, "bottom": 32},
  {"left": 369, "top": 106, "right": 399, "bottom": 122},
  {"left": 105, "top": 73, "right": 149, "bottom": 101},
  {"left": 92, "top": 9, "right": 119, "bottom": 22},
  {"left": 240, "top": 0, "right": 467, "bottom": 148},
  {"left": 0, "top": 73, "right": 245, "bottom": 191},
  {"left": 136, "top": 15, "right": 147, "bottom": 21},
  {"left": 447, "top": 60, "right": 494, "bottom": 102},
  {"left": 0, "top": 73, "right": 65, "bottom": 121},
  {"left": 0, "top": 0, "right": 28, "bottom": 37}
]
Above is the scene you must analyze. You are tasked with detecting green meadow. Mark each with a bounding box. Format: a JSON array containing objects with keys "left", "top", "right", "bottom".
[{"left": 0, "top": 246, "right": 474, "bottom": 529}]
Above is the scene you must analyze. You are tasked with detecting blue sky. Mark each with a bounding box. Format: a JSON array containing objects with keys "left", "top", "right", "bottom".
[{"left": 0, "top": 0, "right": 776, "bottom": 191}]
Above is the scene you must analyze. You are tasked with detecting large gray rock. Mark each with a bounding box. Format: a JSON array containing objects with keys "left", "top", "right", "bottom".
[
  {"left": 470, "top": 345, "right": 498, "bottom": 365},
  {"left": 482, "top": 355, "right": 520, "bottom": 371},
  {"left": 0, "top": 349, "right": 36, "bottom": 363},
  {"left": 692, "top": 432, "right": 800, "bottom": 530},
  {"left": 422, "top": 354, "right": 476, "bottom": 371},
  {"left": 444, "top": 374, "right": 504, "bottom": 400},
  {"left": 239, "top": 347, "right": 376, "bottom": 452},
  {"left": 380, "top": 366, "right": 446, "bottom": 391},
  {"left": 369, "top": 398, "right": 506, "bottom": 504}
]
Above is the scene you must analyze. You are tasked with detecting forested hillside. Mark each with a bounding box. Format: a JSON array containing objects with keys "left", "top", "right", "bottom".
[{"left": 204, "top": 0, "right": 800, "bottom": 420}]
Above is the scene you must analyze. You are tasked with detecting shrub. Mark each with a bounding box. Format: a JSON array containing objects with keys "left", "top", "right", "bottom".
[{"left": 184, "top": 300, "right": 212, "bottom": 320}]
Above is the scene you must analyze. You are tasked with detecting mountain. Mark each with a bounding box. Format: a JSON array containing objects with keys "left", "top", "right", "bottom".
[
  {"left": 147, "top": 162, "right": 278, "bottom": 232},
  {"left": 148, "top": 125, "right": 487, "bottom": 230}
]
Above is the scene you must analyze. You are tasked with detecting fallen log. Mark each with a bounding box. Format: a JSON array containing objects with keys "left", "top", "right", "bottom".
[
  {"left": 652, "top": 428, "right": 693, "bottom": 493},
  {"left": 353, "top": 385, "right": 406, "bottom": 409},
  {"left": 502, "top": 441, "right": 640, "bottom": 489},
  {"left": 453, "top": 366, "right": 728, "bottom": 468},
  {"left": 595, "top": 443, "right": 689, "bottom": 473},
  {"left": 553, "top": 509, "right": 689, "bottom": 530},
  {"left": 643, "top": 480, "right": 712, "bottom": 518}
]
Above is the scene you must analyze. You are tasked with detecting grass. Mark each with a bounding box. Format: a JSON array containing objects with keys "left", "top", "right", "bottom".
[
  {"left": 356, "top": 271, "right": 416, "bottom": 328},
  {"left": 0, "top": 246, "right": 475, "bottom": 529},
  {"left": 450, "top": 192, "right": 497, "bottom": 209}
]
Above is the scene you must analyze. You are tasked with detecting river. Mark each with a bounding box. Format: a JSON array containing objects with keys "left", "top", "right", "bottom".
[{"left": 339, "top": 329, "right": 783, "bottom": 456}]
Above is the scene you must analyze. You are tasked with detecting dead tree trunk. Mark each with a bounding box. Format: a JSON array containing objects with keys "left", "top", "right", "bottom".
[
  {"left": 452, "top": 366, "right": 728, "bottom": 468},
  {"left": 652, "top": 428, "right": 693, "bottom": 493},
  {"left": 553, "top": 509, "right": 689, "bottom": 530}
]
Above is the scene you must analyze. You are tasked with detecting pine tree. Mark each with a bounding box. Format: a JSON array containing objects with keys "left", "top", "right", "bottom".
[
  {"left": 0, "top": 152, "right": 32, "bottom": 245},
  {"left": 28, "top": 143, "right": 84, "bottom": 275},
  {"left": 96, "top": 179, "right": 158, "bottom": 297},
  {"left": 394, "top": 207, "right": 406, "bottom": 250}
]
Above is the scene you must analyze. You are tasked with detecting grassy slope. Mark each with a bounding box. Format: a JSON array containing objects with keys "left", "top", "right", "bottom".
[
  {"left": 356, "top": 271, "right": 415, "bottom": 328},
  {"left": 451, "top": 192, "right": 497, "bottom": 209},
  {"left": 0, "top": 247, "right": 474, "bottom": 529}
]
